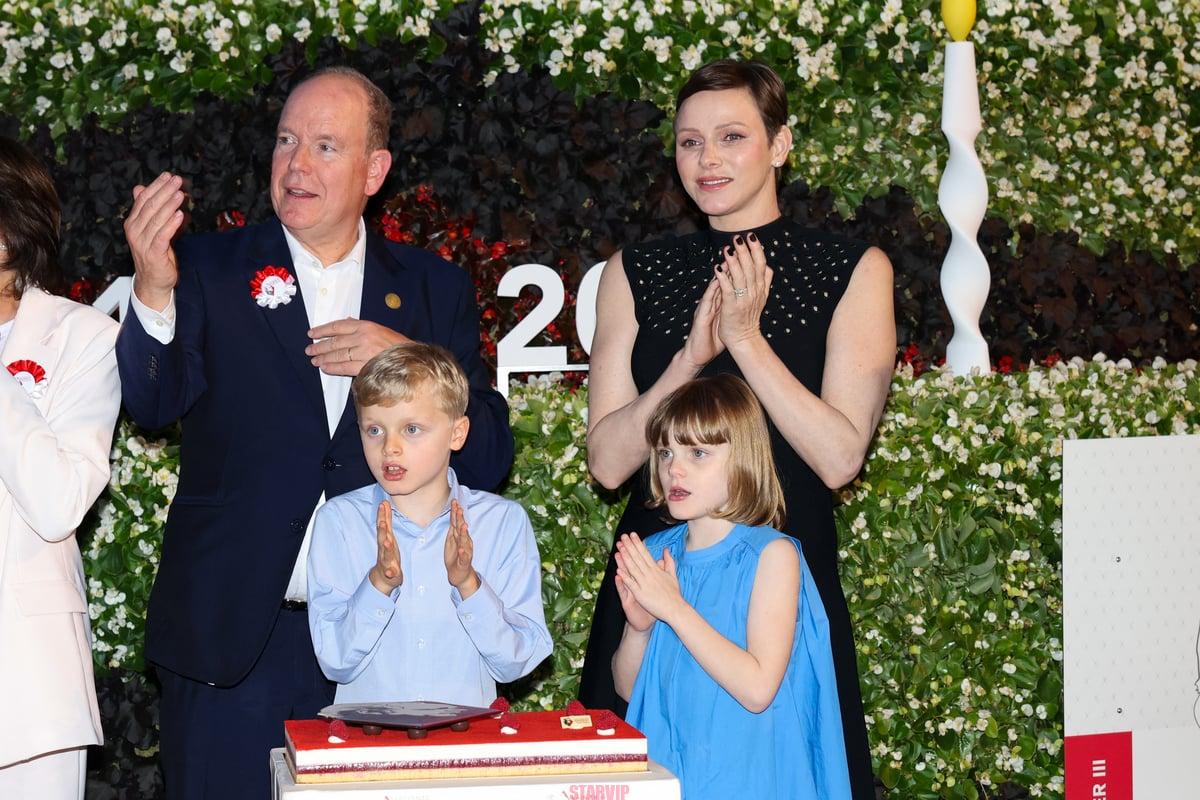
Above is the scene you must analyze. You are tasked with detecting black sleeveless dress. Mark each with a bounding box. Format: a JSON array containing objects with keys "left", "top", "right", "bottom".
[{"left": 578, "top": 216, "right": 876, "bottom": 799}]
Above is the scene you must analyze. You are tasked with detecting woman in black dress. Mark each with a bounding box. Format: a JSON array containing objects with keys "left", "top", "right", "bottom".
[{"left": 578, "top": 60, "right": 895, "bottom": 799}]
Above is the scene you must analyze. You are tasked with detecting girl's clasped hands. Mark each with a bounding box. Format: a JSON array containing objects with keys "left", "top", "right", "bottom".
[{"left": 613, "top": 532, "right": 684, "bottom": 631}]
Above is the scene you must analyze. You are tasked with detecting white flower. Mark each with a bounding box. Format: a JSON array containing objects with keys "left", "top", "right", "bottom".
[
  {"left": 266, "top": 23, "right": 282, "bottom": 42},
  {"left": 155, "top": 27, "right": 177, "bottom": 54}
]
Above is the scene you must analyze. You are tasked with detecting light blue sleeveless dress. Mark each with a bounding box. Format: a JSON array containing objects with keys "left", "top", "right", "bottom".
[{"left": 626, "top": 523, "right": 851, "bottom": 800}]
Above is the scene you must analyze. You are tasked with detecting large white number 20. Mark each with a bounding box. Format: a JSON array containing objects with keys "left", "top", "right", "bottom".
[{"left": 495, "top": 261, "right": 604, "bottom": 392}]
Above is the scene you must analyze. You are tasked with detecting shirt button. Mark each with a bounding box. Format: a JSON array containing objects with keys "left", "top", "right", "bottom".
[
  {"left": 154, "top": 319, "right": 165, "bottom": 327},
  {"left": 418, "top": 536, "right": 426, "bottom": 544},
  {"left": 319, "top": 287, "right": 328, "bottom": 296},
  {"left": 464, "top": 613, "right": 474, "bottom": 622},
  {"left": 289, "top": 519, "right": 303, "bottom": 533},
  {"left": 322, "top": 457, "right": 337, "bottom": 471},
  {"left": 417, "top": 585, "right": 425, "bottom": 595},
  {"left": 417, "top": 639, "right": 425, "bottom": 649}
]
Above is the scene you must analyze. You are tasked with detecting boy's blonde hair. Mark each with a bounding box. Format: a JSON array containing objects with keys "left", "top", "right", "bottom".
[
  {"left": 352, "top": 342, "right": 468, "bottom": 418},
  {"left": 645, "top": 374, "right": 786, "bottom": 529}
]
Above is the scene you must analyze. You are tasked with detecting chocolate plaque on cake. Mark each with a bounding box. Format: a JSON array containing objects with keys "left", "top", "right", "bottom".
[{"left": 318, "top": 701, "right": 497, "bottom": 735}]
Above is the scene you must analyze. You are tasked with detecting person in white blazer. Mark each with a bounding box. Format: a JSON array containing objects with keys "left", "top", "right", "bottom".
[{"left": 0, "top": 135, "right": 120, "bottom": 799}]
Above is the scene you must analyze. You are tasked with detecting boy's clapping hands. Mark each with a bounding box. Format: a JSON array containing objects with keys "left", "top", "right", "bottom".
[
  {"left": 369, "top": 500, "right": 403, "bottom": 594},
  {"left": 445, "top": 499, "right": 481, "bottom": 598}
]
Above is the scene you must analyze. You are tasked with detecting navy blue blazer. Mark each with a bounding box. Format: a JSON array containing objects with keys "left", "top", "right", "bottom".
[{"left": 116, "top": 219, "right": 513, "bottom": 686}]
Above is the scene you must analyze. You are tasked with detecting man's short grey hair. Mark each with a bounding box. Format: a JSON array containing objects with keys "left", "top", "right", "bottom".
[{"left": 297, "top": 66, "right": 392, "bottom": 153}]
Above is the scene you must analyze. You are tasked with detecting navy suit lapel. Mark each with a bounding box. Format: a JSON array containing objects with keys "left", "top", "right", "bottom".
[
  {"left": 359, "top": 234, "right": 416, "bottom": 333},
  {"left": 329, "top": 233, "right": 415, "bottom": 443},
  {"left": 248, "top": 220, "right": 326, "bottom": 421}
]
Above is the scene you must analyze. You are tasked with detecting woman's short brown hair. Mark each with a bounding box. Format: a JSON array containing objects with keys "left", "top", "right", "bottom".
[
  {"left": 0, "top": 136, "right": 64, "bottom": 298},
  {"left": 352, "top": 342, "right": 468, "bottom": 419},
  {"left": 675, "top": 58, "right": 789, "bottom": 142},
  {"left": 645, "top": 374, "right": 786, "bottom": 529}
]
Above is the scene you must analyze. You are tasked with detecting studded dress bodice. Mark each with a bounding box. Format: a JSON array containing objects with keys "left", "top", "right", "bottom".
[{"left": 620, "top": 216, "right": 869, "bottom": 569}]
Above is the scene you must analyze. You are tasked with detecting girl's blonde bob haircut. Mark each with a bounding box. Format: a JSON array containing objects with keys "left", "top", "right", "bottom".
[
  {"left": 352, "top": 342, "right": 468, "bottom": 418},
  {"left": 645, "top": 374, "right": 786, "bottom": 529}
]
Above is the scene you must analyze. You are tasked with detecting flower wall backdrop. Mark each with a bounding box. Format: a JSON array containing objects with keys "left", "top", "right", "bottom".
[
  {"left": 2, "top": 1, "right": 1197, "bottom": 259},
  {"left": 83, "top": 361, "right": 1200, "bottom": 798},
  {"left": 1, "top": 29, "right": 1196, "bottom": 367},
  {"left": 2, "top": 3, "right": 1197, "bottom": 798}
]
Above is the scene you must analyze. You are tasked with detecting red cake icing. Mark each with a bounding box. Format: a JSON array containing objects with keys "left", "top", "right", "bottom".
[{"left": 285, "top": 709, "right": 648, "bottom": 783}]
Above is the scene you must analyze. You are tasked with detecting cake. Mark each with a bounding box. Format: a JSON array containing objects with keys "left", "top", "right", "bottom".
[{"left": 284, "top": 707, "right": 648, "bottom": 783}]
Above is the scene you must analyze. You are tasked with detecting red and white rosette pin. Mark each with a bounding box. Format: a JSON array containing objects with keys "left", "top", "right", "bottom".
[
  {"left": 249, "top": 265, "right": 297, "bottom": 309},
  {"left": 7, "top": 359, "right": 48, "bottom": 399}
]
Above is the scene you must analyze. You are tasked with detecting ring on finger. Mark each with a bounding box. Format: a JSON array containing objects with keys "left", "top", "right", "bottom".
[{"left": 733, "top": 287, "right": 748, "bottom": 298}]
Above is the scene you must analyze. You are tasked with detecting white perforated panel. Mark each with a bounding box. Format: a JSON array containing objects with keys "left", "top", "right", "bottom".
[{"left": 1063, "top": 435, "right": 1200, "bottom": 797}]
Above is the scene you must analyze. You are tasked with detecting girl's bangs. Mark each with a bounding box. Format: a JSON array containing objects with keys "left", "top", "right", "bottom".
[{"left": 656, "top": 405, "right": 729, "bottom": 448}]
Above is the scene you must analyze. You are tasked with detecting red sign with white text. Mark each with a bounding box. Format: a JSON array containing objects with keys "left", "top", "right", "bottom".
[{"left": 1065, "top": 731, "right": 1132, "bottom": 800}]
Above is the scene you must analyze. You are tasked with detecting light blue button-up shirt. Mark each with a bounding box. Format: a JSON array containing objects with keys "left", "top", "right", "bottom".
[{"left": 307, "top": 469, "right": 553, "bottom": 705}]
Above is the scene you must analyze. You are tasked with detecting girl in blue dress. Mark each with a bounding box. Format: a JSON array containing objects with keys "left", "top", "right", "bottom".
[{"left": 612, "top": 373, "right": 851, "bottom": 800}]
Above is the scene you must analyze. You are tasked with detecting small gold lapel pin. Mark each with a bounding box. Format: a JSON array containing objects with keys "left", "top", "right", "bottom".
[{"left": 385, "top": 292, "right": 402, "bottom": 310}]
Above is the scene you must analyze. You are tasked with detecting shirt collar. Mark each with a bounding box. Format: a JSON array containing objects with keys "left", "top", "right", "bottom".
[
  {"left": 281, "top": 218, "right": 367, "bottom": 273},
  {"left": 372, "top": 467, "right": 467, "bottom": 527}
]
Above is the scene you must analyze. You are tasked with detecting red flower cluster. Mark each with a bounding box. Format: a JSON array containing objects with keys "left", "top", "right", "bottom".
[
  {"left": 376, "top": 187, "right": 530, "bottom": 367},
  {"left": 898, "top": 343, "right": 930, "bottom": 376},
  {"left": 897, "top": 344, "right": 1063, "bottom": 376},
  {"left": 376, "top": 187, "right": 594, "bottom": 374},
  {"left": 68, "top": 277, "right": 96, "bottom": 305},
  {"left": 217, "top": 210, "right": 246, "bottom": 231}
]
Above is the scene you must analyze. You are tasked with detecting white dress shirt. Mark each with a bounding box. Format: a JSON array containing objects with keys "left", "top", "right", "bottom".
[{"left": 130, "top": 219, "right": 368, "bottom": 601}]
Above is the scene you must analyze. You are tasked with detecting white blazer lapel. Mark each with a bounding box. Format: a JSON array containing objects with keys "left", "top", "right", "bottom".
[{"left": 1, "top": 287, "right": 62, "bottom": 415}]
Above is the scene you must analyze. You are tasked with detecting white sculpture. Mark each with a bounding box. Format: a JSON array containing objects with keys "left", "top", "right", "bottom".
[{"left": 939, "top": 0, "right": 991, "bottom": 375}]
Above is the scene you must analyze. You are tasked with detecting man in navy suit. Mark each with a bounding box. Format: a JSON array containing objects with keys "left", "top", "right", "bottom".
[{"left": 117, "top": 67, "right": 513, "bottom": 799}]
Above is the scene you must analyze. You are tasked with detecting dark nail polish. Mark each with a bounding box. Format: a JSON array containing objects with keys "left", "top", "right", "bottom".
[
  {"left": 734, "top": 235, "right": 744, "bottom": 245},
  {"left": 748, "top": 232, "right": 758, "bottom": 242},
  {"left": 716, "top": 264, "right": 724, "bottom": 272}
]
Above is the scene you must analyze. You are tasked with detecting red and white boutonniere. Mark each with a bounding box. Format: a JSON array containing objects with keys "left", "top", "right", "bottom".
[
  {"left": 249, "top": 265, "right": 297, "bottom": 309},
  {"left": 7, "top": 359, "right": 48, "bottom": 399}
]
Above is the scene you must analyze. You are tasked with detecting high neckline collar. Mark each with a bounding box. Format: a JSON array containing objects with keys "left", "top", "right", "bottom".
[{"left": 705, "top": 215, "right": 789, "bottom": 246}]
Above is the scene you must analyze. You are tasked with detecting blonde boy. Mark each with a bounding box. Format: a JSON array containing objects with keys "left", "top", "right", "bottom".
[{"left": 307, "top": 343, "right": 551, "bottom": 704}]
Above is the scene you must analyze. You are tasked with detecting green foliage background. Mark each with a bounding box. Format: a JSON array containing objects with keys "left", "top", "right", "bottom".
[
  {"left": 2, "top": 1, "right": 1197, "bottom": 259},
  {"left": 84, "top": 359, "right": 1200, "bottom": 798},
  {"left": 10, "top": 2, "right": 1198, "bottom": 796}
]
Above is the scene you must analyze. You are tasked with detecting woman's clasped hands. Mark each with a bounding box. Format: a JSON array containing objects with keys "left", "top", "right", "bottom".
[
  {"left": 614, "top": 533, "right": 686, "bottom": 631},
  {"left": 714, "top": 232, "right": 773, "bottom": 348},
  {"left": 679, "top": 233, "right": 773, "bottom": 373}
]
